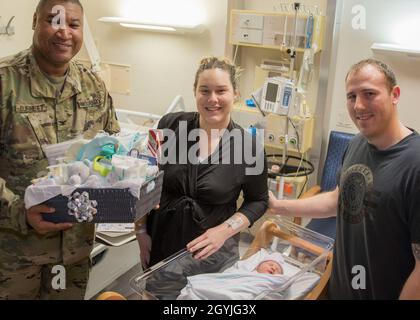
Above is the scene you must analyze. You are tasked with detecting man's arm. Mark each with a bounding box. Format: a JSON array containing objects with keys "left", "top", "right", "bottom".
[
  {"left": 268, "top": 187, "right": 339, "bottom": 219},
  {"left": 399, "top": 244, "right": 420, "bottom": 300},
  {"left": 0, "top": 71, "right": 27, "bottom": 233}
]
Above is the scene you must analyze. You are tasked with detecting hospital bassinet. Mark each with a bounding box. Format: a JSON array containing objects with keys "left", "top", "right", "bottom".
[{"left": 128, "top": 217, "right": 334, "bottom": 300}]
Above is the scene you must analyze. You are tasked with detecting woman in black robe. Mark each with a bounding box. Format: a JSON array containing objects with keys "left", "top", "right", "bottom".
[{"left": 136, "top": 57, "right": 268, "bottom": 270}]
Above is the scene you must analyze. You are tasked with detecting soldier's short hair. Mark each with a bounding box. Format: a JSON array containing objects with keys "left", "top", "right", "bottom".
[
  {"left": 345, "top": 59, "right": 397, "bottom": 92},
  {"left": 36, "top": 0, "right": 84, "bottom": 14}
]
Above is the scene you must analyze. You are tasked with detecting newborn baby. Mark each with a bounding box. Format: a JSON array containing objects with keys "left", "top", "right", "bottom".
[
  {"left": 177, "top": 249, "right": 288, "bottom": 300},
  {"left": 233, "top": 250, "right": 285, "bottom": 275},
  {"left": 255, "top": 259, "right": 283, "bottom": 275}
]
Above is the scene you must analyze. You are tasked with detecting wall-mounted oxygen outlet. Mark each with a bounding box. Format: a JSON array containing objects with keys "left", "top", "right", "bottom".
[
  {"left": 279, "top": 135, "right": 286, "bottom": 144},
  {"left": 289, "top": 137, "right": 298, "bottom": 146}
]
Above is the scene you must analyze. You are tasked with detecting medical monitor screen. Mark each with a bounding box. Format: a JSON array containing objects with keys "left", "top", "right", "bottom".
[{"left": 266, "top": 83, "right": 278, "bottom": 103}]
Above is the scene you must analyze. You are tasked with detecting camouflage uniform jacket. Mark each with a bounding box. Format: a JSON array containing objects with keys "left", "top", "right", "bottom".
[{"left": 0, "top": 48, "right": 120, "bottom": 266}]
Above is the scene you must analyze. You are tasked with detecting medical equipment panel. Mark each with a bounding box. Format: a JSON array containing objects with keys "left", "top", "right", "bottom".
[
  {"left": 260, "top": 77, "right": 295, "bottom": 115},
  {"left": 265, "top": 114, "right": 314, "bottom": 153}
]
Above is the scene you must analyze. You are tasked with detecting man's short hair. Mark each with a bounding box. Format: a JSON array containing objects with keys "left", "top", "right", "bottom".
[
  {"left": 346, "top": 59, "right": 397, "bottom": 92},
  {"left": 36, "top": 0, "right": 84, "bottom": 14}
]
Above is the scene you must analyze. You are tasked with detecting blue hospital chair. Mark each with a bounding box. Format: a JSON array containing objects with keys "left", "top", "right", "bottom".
[{"left": 301, "top": 131, "right": 355, "bottom": 239}]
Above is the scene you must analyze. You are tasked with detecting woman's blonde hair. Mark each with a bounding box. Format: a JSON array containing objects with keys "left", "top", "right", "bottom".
[{"left": 193, "top": 56, "right": 242, "bottom": 92}]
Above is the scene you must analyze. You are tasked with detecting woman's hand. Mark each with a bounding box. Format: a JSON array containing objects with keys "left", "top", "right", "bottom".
[
  {"left": 186, "top": 224, "right": 230, "bottom": 260},
  {"left": 136, "top": 232, "right": 152, "bottom": 269}
]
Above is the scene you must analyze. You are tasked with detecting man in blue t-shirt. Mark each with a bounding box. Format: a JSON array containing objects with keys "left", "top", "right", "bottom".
[{"left": 268, "top": 59, "right": 420, "bottom": 299}]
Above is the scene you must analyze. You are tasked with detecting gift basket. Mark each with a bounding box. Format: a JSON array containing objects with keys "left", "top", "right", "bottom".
[{"left": 24, "top": 130, "right": 164, "bottom": 224}]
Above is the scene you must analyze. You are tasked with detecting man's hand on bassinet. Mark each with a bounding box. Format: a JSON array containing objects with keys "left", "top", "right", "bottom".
[{"left": 266, "top": 191, "right": 280, "bottom": 215}]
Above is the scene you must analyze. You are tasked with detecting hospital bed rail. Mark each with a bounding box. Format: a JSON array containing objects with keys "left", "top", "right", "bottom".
[{"left": 115, "top": 95, "right": 185, "bottom": 130}]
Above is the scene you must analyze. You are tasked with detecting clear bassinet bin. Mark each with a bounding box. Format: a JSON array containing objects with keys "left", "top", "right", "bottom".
[{"left": 129, "top": 217, "right": 334, "bottom": 300}]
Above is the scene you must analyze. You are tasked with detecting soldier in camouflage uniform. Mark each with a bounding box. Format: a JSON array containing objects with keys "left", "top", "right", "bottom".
[{"left": 0, "top": 0, "right": 120, "bottom": 299}]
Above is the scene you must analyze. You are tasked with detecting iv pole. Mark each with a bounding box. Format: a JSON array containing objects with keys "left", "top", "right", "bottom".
[
  {"left": 271, "top": 2, "right": 301, "bottom": 253},
  {"left": 278, "top": 2, "right": 300, "bottom": 200},
  {"left": 289, "top": 2, "right": 300, "bottom": 79}
]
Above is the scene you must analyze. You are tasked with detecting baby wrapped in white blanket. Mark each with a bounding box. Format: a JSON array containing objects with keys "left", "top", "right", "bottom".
[{"left": 177, "top": 249, "right": 295, "bottom": 300}]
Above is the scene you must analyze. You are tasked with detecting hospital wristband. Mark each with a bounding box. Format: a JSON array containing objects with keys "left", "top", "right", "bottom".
[
  {"left": 135, "top": 225, "right": 147, "bottom": 235},
  {"left": 225, "top": 216, "right": 244, "bottom": 231}
]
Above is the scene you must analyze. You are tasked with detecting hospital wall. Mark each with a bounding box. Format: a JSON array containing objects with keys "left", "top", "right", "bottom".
[
  {"left": 0, "top": 0, "right": 37, "bottom": 57},
  {"left": 235, "top": 0, "right": 420, "bottom": 184},
  {"left": 230, "top": 0, "right": 329, "bottom": 187},
  {"left": 2, "top": 0, "right": 420, "bottom": 188},
  {"left": 238, "top": 0, "right": 328, "bottom": 110},
  {"left": 78, "top": 0, "right": 229, "bottom": 114},
  {"left": 2, "top": 0, "right": 420, "bottom": 131},
  {"left": 327, "top": 0, "right": 420, "bottom": 134}
]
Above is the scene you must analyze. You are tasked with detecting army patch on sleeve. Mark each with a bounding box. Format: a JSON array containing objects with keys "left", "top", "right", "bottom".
[{"left": 78, "top": 93, "right": 103, "bottom": 109}]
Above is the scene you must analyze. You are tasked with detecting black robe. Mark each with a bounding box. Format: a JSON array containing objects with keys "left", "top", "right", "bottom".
[{"left": 147, "top": 112, "right": 268, "bottom": 266}]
